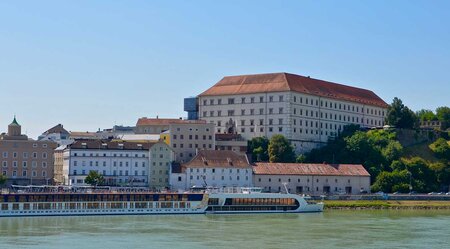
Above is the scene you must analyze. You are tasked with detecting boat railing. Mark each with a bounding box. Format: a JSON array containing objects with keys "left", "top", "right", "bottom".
[{"left": 205, "top": 187, "right": 263, "bottom": 194}]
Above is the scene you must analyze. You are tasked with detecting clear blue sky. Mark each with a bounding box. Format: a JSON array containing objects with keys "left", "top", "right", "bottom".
[{"left": 1, "top": 0, "right": 449, "bottom": 138}]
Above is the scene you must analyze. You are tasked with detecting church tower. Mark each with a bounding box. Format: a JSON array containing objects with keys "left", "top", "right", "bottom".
[{"left": 8, "top": 116, "right": 21, "bottom": 136}]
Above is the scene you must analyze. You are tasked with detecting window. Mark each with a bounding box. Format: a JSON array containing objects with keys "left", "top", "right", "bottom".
[
  {"left": 279, "top": 118, "right": 283, "bottom": 125},
  {"left": 259, "top": 96, "right": 264, "bottom": 102},
  {"left": 279, "top": 107, "right": 283, "bottom": 114},
  {"left": 241, "top": 97, "right": 246, "bottom": 103},
  {"left": 259, "top": 108, "right": 264, "bottom": 115},
  {"left": 228, "top": 110, "right": 235, "bottom": 116},
  {"left": 228, "top": 98, "right": 235, "bottom": 104},
  {"left": 269, "top": 96, "right": 273, "bottom": 102},
  {"left": 241, "top": 109, "right": 245, "bottom": 115},
  {"left": 279, "top": 95, "right": 283, "bottom": 102},
  {"left": 250, "top": 97, "right": 255, "bottom": 103}
]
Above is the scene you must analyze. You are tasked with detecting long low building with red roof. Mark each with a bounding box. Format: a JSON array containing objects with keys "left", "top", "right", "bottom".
[
  {"left": 253, "top": 162, "right": 370, "bottom": 195},
  {"left": 197, "top": 72, "right": 388, "bottom": 153}
]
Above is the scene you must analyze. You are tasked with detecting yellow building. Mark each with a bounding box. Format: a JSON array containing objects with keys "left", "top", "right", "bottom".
[{"left": 160, "top": 130, "right": 170, "bottom": 145}]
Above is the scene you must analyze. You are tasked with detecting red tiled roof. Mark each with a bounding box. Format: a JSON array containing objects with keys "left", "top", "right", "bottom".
[
  {"left": 136, "top": 118, "right": 206, "bottom": 126},
  {"left": 253, "top": 163, "right": 370, "bottom": 177},
  {"left": 199, "top": 73, "right": 388, "bottom": 108},
  {"left": 182, "top": 150, "right": 251, "bottom": 169}
]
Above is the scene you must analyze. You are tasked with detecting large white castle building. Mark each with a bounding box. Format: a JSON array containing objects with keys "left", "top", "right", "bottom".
[{"left": 197, "top": 72, "right": 388, "bottom": 153}]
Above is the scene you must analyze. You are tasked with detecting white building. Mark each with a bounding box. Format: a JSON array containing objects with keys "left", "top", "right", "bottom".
[
  {"left": 63, "top": 140, "right": 173, "bottom": 189},
  {"left": 198, "top": 72, "right": 388, "bottom": 153},
  {"left": 253, "top": 162, "right": 371, "bottom": 195},
  {"left": 170, "top": 150, "right": 253, "bottom": 190},
  {"left": 38, "top": 124, "right": 73, "bottom": 146}
]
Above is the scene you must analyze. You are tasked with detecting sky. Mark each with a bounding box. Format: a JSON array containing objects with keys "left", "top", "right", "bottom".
[{"left": 0, "top": 0, "right": 449, "bottom": 138}]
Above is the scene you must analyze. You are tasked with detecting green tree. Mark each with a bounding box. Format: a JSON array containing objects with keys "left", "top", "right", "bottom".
[
  {"left": 371, "top": 170, "right": 409, "bottom": 193},
  {"left": 382, "top": 141, "right": 403, "bottom": 163},
  {"left": 402, "top": 157, "right": 438, "bottom": 192},
  {"left": 268, "top": 134, "right": 295, "bottom": 163},
  {"left": 416, "top": 109, "right": 437, "bottom": 121},
  {"left": 296, "top": 154, "right": 306, "bottom": 163},
  {"left": 436, "top": 106, "right": 450, "bottom": 130},
  {"left": 248, "top": 137, "right": 269, "bottom": 162},
  {"left": 84, "top": 171, "right": 105, "bottom": 186},
  {"left": 0, "top": 174, "right": 7, "bottom": 186},
  {"left": 386, "top": 97, "right": 418, "bottom": 129},
  {"left": 429, "top": 161, "right": 450, "bottom": 190},
  {"left": 429, "top": 138, "right": 450, "bottom": 160}
]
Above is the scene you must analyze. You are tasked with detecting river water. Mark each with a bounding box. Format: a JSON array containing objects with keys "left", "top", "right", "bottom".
[{"left": 1, "top": 210, "right": 449, "bottom": 249}]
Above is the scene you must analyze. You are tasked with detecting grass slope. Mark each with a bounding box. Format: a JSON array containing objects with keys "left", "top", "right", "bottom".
[
  {"left": 324, "top": 200, "right": 450, "bottom": 209},
  {"left": 402, "top": 141, "right": 439, "bottom": 162}
]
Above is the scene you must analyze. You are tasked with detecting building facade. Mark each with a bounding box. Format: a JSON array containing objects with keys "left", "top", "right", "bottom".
[
  {"left": 0, "top": 117, "right": 57, "bottom": 186},
  {"left": 63, "top": 140, "right": 173, "bottom": 189},
  {"left": 184, "top": 97, "right": 199, "bottom": 120},
  {"left": 170, "top": 150, "right": 253, "bottom": 190},
  {"left": 215, "top": 133, "right": 247, "bottom": 155},
  {"left": 197, "top": 73, "right": 388, "bottom": 153},
  {"left": 253, "top": 163, "right": 371, "bottom": 195},
  {"left": 160, "top": 121, "right": 215, "bottom": 163},
  {"left": 53, "top": 145, "right": 66, "bottom": 185}
]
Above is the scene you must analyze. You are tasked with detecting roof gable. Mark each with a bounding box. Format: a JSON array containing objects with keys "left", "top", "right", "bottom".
[{"left": 44, "top": 124, "right": 69, "bottom": 135}]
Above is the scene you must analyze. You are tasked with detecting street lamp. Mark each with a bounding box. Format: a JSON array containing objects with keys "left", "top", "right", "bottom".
[{"left": 407, "top": 171, "right": 413, "bottom": 193}]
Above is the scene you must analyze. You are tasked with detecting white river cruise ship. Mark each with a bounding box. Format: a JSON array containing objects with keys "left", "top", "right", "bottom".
[{"left": 0, "top": 186, "right": 323, "bottom": 217}]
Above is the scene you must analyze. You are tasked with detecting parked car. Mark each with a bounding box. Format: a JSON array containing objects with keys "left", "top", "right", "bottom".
[
  {"left": 428, "top": 192, "right": 437, "bottom": 195},
  {"left": 446, "top": 192, "right": 450, "bottom": 195}
]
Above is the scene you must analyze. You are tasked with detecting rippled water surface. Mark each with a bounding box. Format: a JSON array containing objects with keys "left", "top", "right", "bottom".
[{"left": 1, "top": 210, "right": 450, "bottom": 249}]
